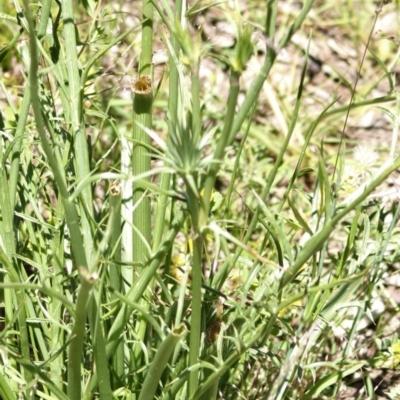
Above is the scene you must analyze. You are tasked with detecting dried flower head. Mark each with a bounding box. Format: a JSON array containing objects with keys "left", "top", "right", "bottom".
[
  {"left": 206, "top": 320, "right": 222, "bottom": 345},
  {"left": 131, "top": 75, "right": 152, "bottom": 95},
  {"left": 109, "top": 181, "right": 121, "bottom": 196}
]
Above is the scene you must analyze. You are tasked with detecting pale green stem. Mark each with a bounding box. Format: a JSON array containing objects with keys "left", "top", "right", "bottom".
[
  {"left": 184, "top": 184, "right": 203, "bottom": 398},
  {"left": 152, "top": 0, "right": 183, "bottom": 250},
  {"left": 229, "top": 0, "right": 315, "bottom": 144},
  {"left": 138, "top": 325, "right": 187, "bottom": 400},
  {"left": 131, "top": 0, "right": 154, "bottom": 380},
  {"left": 8, "top": 89, "right": 31, "bottom": 212},
  {"left": 201, "top": 71, "right": 240, "bottom": 226},
  {"left": 61, "top": 0, "right": 94, "bottom": 265}
]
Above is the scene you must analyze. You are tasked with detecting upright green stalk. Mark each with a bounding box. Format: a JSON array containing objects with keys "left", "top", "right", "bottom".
[
  {"left": 185, "top": 185, "right": 203, "bottom": 398},
  {"left": 108, "top": 183, "right": 124, "bottom": 381},
  {"left": 37, "top": 0, "right": 52, "bottom": 39},
  {"left": 201, "top": 71, "right": 240, "bottom": 225},
  {"left": 67, "top": 273, "right": 96, "bottom": 400},
  {"left": 48, "top": 203, "right": 65, "bottom": 390},
  {"left": 132, "top": 0, "right": 153, "bottom": 270},
  {"left": 229, "top": 0, "right": 315, "bottom": 144},
  {"left": 61, "top": 0, "right": 94, "bottom": 265},
  {"left": 138, "top": 324, "right": 187, "bottom": 400},
  {"left": 131, "top": 0, "right": 154, "bottom": 380},
  {"left": 180, "top": 24, "right": 204, "bottom": 398},
  {"left": 8, "top": 89, "right": 31, "bottom": 211},
  {"left": 190, "top": 69, "right": 201, "bottom": 144},
  {"left": 152, "top": 0, "right": 183, "bottom": 250}
]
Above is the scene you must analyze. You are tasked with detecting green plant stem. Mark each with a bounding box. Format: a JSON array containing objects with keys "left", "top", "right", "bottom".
[
  {"left": 0, "top": 372, "right": 15, "bottom": 400},
  {"left": 37, "top": 0, "right": 52, "bottom": 39},
  {"left": 131, "top": 0, "right": 154, "bottom": 380},
  {"left": 0, "top": 282, "right": 75, "bottom": 314},
  {"left": 31, "top": 187, "right": 65, "bottom": 391},
  {"left": 88, "top": 299, "right": 113, "bottom": 400},
  {"left": 119, "top": 0, "right": 154, "bottom": 292},
  {"left": 201, "top": 71, "right": 240, "bottom": 225},
  {"left": 323, "top": 95, "right": 396, "bottom": 120},
  {"left": 67, "top": 272, "right": 97, "bottom": 400},
  {"left": 121, "top": 135, "right": 134, "bottom": 287},
  {"left": 8, "top": 89, "right": 31, "bottom": 211},
  {"left": 229, "top": 0, "right": 314, "bottom": 144},
  {"left": 152, "top": 0, "right": 183, "bottom": 250},
  {"left": 0, "top": 172, "right": 16, "bottom": 266},
  {"left": 61, "top": 0, "right": 94, "bottom": 265},
  {"left": 133, "top": 0, "right": 153, "bottom": 264},
  {"left": 108, "top": 187, "right": 125, "bottom": 380},
  {"left": 183, "top": 184, "right": 203, "bottom": 397},
  {"left": 138, "top": 324, "right": 187, "bottom": 400},
  {"left": 132, "top": 92, "right": 153, "bottom": 269},
  {"left": 183, "top": 34, "right": 204, "bottom": 397},
  {"left": 191, "top": 69, "right": 201, "bottom": 144}
]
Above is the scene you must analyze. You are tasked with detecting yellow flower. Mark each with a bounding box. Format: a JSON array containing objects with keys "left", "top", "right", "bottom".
[{"left": 171, "top": 253, "right": 192, "bottom": 285}]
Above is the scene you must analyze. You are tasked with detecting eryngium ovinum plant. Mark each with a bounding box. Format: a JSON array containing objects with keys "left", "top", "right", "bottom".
[{"left": 1, "top": 0, "right": 400, "bottom": 399}]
